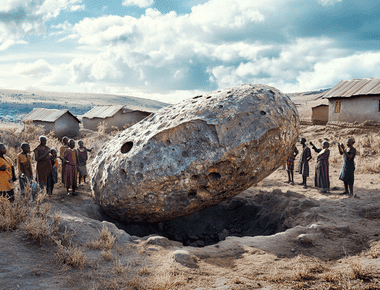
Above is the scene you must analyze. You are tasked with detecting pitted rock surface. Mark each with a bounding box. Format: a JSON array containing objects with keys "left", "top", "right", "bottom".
[{"left": 90, "top": 84, "right": 299, "bottom": 222}]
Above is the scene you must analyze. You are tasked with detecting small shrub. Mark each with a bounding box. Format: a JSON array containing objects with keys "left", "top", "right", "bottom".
[
  {"left": 55, "top": 239, "right": 86, "bottom": 270},
  {"left": 113, "top": 259, "right": 127, "bottom": 275},
  {"left": 0, "top": 196, "right": 29, "bottom": 231},
  {"left": 102, "top": 250, "right": 113, "bottom": 261},
  {"left": 350, "top": 261, "right": 374, "bottom": 281},
  {"left": 87, "top": 225, "right": 116, "bottom": 250}
]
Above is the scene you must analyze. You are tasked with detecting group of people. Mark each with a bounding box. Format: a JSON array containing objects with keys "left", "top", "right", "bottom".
[
  {"left": 285, "top": 137, "right": 357, "bottom": 197},
  {"left": 0, "top": 136, "right": 92, "bottom": 202}
]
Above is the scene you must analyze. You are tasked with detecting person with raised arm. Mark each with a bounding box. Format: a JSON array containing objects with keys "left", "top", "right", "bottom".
[
  {"left": 310, "top": 141, "right": 330, "bottom": 193},
  {"left": 338, "top": 138, "right": 357, "bottom": 198}
]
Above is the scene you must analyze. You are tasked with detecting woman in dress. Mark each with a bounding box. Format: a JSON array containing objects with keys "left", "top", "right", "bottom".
[
  {"left": 34, "top": 136, "right": 52, "bottom": 197},
  {"left": 338, "top": 138, "right": 357, "bottom": 198},
  {"left": 311, "top": 141, "right": 330, "bottom": 193}
]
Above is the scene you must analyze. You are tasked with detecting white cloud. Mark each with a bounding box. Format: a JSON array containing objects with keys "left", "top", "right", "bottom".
[
  {"left": 122, "top": 0, "right": 154, "bottom": 8},
  {"left": 53, "top": 0, "right": 268, "bottom": 92},
  {"left": 12, "top": 59, "right": 52, "bottom": 78},
  {"left": 190, "top": 0, "right": 265, "bottom": 30},
  {"left": 70, "top": 4, "right": 85, "bottom": 11},
  {"left": 316, "top": 0, "right": 342, "bottom": 7},
  {"left": 50, "top": 20, "right": 73, "bottom": 36},
  {"left": 0, "top": 0, "right": 84, "bottom": 50},
  {"left": 295, "top": 52, "right": 380, "bottom": 91}
]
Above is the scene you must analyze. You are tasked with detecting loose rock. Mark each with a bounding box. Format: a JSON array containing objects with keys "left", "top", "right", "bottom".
[
  {"left": 170, "top": 250, "right": 198, "bottom": 267},
  {"left": 296, "top": 234, "right": 314, "bottom": 246},
  {"left": 90, "top": 84, "right": 299, "bottom": 222}
]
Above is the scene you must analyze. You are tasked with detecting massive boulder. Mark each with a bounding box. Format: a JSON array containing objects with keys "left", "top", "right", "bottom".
[{"left": 90, "top": 84, "right": 299, "bottom": 223}]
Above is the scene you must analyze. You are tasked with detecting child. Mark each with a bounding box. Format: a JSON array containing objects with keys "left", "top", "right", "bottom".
[
  {"left": 298, "top": 138, "right": 312, "bottom": 188},
  {"left": 77, "top": 140, "right": 92, "bottom": 185},
  {"left": 285, "top": 145, "right": 298, "bottom": 185},
  {"left": 17, "top": 143, "right": 33, "bottom": 196},
  {"left": 0, "top": 143, "right": 17, "bottom": 202}
]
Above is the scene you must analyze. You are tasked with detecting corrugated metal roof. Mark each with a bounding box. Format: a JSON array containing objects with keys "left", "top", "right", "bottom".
[
  {"left": 82, "top": 105, "right": 124, "bottom": 119},
  {"left": 23, "top": 108, "right": 81, "bottom": 123},
  {"left": 324, "top": 77, "right": 380, "bottom": 99}
]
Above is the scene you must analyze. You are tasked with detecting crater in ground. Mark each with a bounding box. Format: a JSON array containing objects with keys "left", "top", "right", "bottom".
[{"left": 92, "top": 188, "right": 318, "bottom": 247}]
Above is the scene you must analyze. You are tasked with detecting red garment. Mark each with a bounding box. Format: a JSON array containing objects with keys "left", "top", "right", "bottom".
[
  {"left": 64, "top": 148, "right": 78, "bottom": 188},
  {"left": 35, "top": 145, "right": 52, "bottom": 185}
]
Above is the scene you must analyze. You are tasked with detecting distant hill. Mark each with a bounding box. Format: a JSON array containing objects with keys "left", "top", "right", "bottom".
[
  {"left": 286, "top": 88, "right": 331, "bottom": 120},
  {"left": 0, "top": 89, "right": 170, "bottom": 122}
]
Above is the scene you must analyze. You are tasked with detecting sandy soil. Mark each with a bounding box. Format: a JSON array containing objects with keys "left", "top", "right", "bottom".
[
  {"left": 2, "top": 89, "right": 380, "bottom": 289},
  {"left": 2, "top": 124, "right": 380, "bottom": 289}
]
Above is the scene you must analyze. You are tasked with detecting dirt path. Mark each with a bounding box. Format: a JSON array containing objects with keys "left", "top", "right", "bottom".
[{"left": 2, "top": 125, "right": 380, "bottom": 289}]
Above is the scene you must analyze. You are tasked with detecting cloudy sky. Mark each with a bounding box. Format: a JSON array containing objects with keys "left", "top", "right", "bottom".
[{"left": 1, "top": 0, "right": 380, "bottom": 103}]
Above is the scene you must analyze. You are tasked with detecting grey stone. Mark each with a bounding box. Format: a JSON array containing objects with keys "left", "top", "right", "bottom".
[
  {"left": 144, "top": 236, "right": 179, "bottom": 248},
  {"left": 170, "top": 250, "right": 198, "bottom": 267},
  {"left": 296, "top": 234, "right": 314, "bottom": 246},
  {"left": 218, "top": 229, "right": 230, "bottom": 241},
  {"left": 195, "top": 240, "right": 205, "bottom": 247},
  {"left": 90, "top": 84, "right": 299, "bottom": 223}
]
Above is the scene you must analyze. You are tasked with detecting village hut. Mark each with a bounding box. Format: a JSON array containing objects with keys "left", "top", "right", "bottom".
[
  {"left": 311, "top": 102, "right": 329, "bottom": 125},
  {"left": 22, "top": 108, "right": 81, "bottom": 138},
  {"left": 323, "top": 77, "right": 380, "bottom": 123},
  {"left": 82, "top": 105, "right": 153, "bottom": 132}
]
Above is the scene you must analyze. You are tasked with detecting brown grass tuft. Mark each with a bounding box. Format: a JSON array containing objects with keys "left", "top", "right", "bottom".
[
  {"left": 55, "top": 239, "right": 86, "bottom": 270},
  {"left": 350, "top": 261, "right": 374, "bottom": 281},
  {"left": 102, "top": 249, "right": 113, "bottom": 261},
  {"left": 87, "top": 225, "right": 116, "bottom": 250}
]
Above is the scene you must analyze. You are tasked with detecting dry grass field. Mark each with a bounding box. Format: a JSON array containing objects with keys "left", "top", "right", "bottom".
[{"left": 1, "top": 99, "right": 380, "bottom": 289}]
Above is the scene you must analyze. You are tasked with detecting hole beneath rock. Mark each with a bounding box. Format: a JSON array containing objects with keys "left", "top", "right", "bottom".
[
  {"left": 94, "top": 189, "right": 307, "bottom": 248},
  {"left": 208, "top": 172, "right": 221, "bottom": 182},
  {"left": 188, "top": 190, "right": 197, "bottom": 199},
  {"left": 121, "top": 142, "right": 133, "bottom": 154},
  {"left": 260, "top": 111, "right": 267, "bottom": 116}
]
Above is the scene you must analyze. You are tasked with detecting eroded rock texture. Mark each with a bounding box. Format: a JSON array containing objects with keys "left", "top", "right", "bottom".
[{"left": 90, "top": 84, "right": 299, "bottom": 222}]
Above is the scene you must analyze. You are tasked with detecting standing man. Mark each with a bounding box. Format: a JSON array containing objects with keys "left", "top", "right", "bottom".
[
  {"left": 64, "top": 139, "right": 78, "bottom": 196},
  {"left": 0, "top": 143, "right": 16, "bottom": 202},
  {"left": 298, "top": 138, "right": 312, "bottom": 188},
  {"left": 34, "top": 136, "right": 52, "bottom": 196},
  {"left": 17, "top": 143, "right": 33, "bottom": 196},
  {"left": 77, "top": 140, "right": 92, "bottom": 185},
  {"left": 59, "top": 136, "right": 69, "bottom": 184},
  {"left": 338, "top": 138, "right": 357, "bottom": 198}
]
